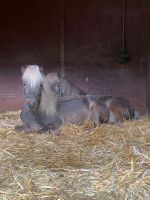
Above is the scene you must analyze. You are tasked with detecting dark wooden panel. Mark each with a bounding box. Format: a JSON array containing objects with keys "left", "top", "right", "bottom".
[{"left": 0, "top": 0, "right": 148, "bottom": 114}]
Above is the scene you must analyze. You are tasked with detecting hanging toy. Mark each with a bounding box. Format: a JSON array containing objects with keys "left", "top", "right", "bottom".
[{"left": 118, "top": 0, "right": 130, "bottom": 63}]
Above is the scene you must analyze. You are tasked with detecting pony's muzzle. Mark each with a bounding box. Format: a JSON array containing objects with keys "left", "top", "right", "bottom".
[
  {"left": 25, "top": 98, "right": 37, "bottom": 110},
  {"left": 25, "top": 98, "right": 33, "bottom": 104}
]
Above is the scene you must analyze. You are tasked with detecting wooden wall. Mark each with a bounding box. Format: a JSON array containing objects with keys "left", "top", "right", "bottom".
[{"left": 0, "top": 0, "right": 149, "bottom": 113}]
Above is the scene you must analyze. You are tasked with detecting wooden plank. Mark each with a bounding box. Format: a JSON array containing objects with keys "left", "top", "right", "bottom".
[{"left": 147, "top": 52, "right": 150, "bottom": 114}]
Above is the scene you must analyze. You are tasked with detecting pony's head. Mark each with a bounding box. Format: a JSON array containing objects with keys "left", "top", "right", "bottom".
[
  {"left": 21, "top": 65, "right": 44, "bottom": 111},
  {"left": 45, "top": 72, "right": 63, "bottom": 96}
]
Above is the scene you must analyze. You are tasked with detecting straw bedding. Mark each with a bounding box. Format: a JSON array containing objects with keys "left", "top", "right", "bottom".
[{"left": 0, "top": 111, "right": 150, "bottom": 200}]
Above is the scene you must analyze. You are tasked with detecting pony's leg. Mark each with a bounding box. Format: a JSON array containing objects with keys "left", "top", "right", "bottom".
[
  {"left": 15, "top": 122, "right": 48, "bottom": 133},
  {"left": 89, "top": 101, "right": 109, "bottom": 124},
  {"left": 134, "top": 110, "right": 141, "bottom": 120},
  {"left": 89, "top": 110, "right": 101, "bottom": 127},
  {"left": 93, "top": 113, "right": 100, "bottom": 126},
  {"left": 15, "top": 125, "right": 34, "bottom": 133},
  {"left": 108, "top": 110, "right": 125, "bottom": 124},
  {"left": 20, "top": 107, "right": 44, "bottom": 132},
  {"left": 45, "top": 121, "right": 62, "bottom": 135},
  {"left": 108, "top": 111, "right": 118, "bottom": 124}
]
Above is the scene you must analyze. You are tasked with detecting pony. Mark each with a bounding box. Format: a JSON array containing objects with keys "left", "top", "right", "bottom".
[
  {"left": 19, "top": 65, "right": 109, "bottom": 132},
  {"left": 45, "top": 72, "right": 140, "bottom": 123}
]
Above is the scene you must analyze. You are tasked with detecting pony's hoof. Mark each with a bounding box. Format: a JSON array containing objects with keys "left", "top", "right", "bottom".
[
  {"left": 51, "top": 129, "right": 62, "bottom": 135},
  {"left": 15, "top": 125, "right": 31, "bottom": 133},
  {"left": 15, "top": 125, "right": 24, "bottom": 131},
  {"left": 37, "top": 128, "right": 49, "bottom": 134}
]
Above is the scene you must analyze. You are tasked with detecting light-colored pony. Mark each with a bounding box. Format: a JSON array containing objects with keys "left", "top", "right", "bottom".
[{"left": 19, "top": 65, "right": 109, "bottom": 132}]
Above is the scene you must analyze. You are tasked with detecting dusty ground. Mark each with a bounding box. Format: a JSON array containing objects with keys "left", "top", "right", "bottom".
[{"left": 0, "top": 111, "right": 150, "bottom": 200}]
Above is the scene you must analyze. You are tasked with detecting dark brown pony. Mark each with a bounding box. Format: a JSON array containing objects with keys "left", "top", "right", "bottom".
[
  {"left": 19, "top": 65, "right": 109, "bottom": 132},
  {"left": 45, "top": 72, "right": 140, "bottom": 123}
]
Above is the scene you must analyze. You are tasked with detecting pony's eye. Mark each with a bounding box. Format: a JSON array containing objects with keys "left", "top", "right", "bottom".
[
  {"left": 57, "top": 84, "right": 60, "bottom": 88},
  {"left": 23, "top": 83, "right": 26, "bottom": 87}
]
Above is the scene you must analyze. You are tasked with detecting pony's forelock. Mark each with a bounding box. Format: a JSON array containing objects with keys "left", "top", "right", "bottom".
[{"left": 22, "top": 65, "right": 44, "bottom": 88}]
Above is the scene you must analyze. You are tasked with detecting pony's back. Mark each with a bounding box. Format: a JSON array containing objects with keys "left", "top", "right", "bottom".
[{"left": 61, "top": 77, "right": 85, "bottom": 97}]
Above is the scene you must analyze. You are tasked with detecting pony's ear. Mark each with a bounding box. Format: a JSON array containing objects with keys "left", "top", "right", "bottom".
[
  {"left": 57, "top": 71, "right": 64, "bottom": 79},
  {"left": 39, "top": 66, "right": 44, "bottom": 73},
  {"left": 21, "top": 65, "right": 27, "bottom": 74},
  {"left": 57, "top": 71, "right": 61, "bottom": 79}
]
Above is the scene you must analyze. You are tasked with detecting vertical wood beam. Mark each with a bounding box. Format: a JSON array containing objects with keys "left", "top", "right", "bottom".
[
  {"left": 147, "top": 52, "right": 150, "bottom": 115},
  {"left": 60, "top": 0, "right": 65, "bottom": 77}
]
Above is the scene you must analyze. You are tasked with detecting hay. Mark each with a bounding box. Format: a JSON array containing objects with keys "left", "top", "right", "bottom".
[{"left": 0, "top": 111, "right": 150, "bottom": 200}]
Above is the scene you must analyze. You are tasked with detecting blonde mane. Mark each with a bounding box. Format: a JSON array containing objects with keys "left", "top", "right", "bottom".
[
  {"left": 22, "top": 67, "right": 84, "bottom": 118},
  {"left": 22, "top": 65, "right": 44, "bottom": 89},
  {"left": 38, "top": 71, "right": 84, "bottom": 117},
  {"left": 39, "top": 73, "right": 59, "bottom": 117}
]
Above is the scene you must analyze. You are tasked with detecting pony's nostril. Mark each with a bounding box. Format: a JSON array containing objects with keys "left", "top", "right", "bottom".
[{"left": 26, "top": 98, "right": 33, "bottom": 105}]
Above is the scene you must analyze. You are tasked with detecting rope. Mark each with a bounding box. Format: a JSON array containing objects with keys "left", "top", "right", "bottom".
[
  {"left": 60, "top": 0, "right": 65, "bottom": 77},
  {"left": 122, "top": 0, "right": 126, "bottom": 50},
  {"left": 118, "top": 0, "right": 130, "bottom": 63}
]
